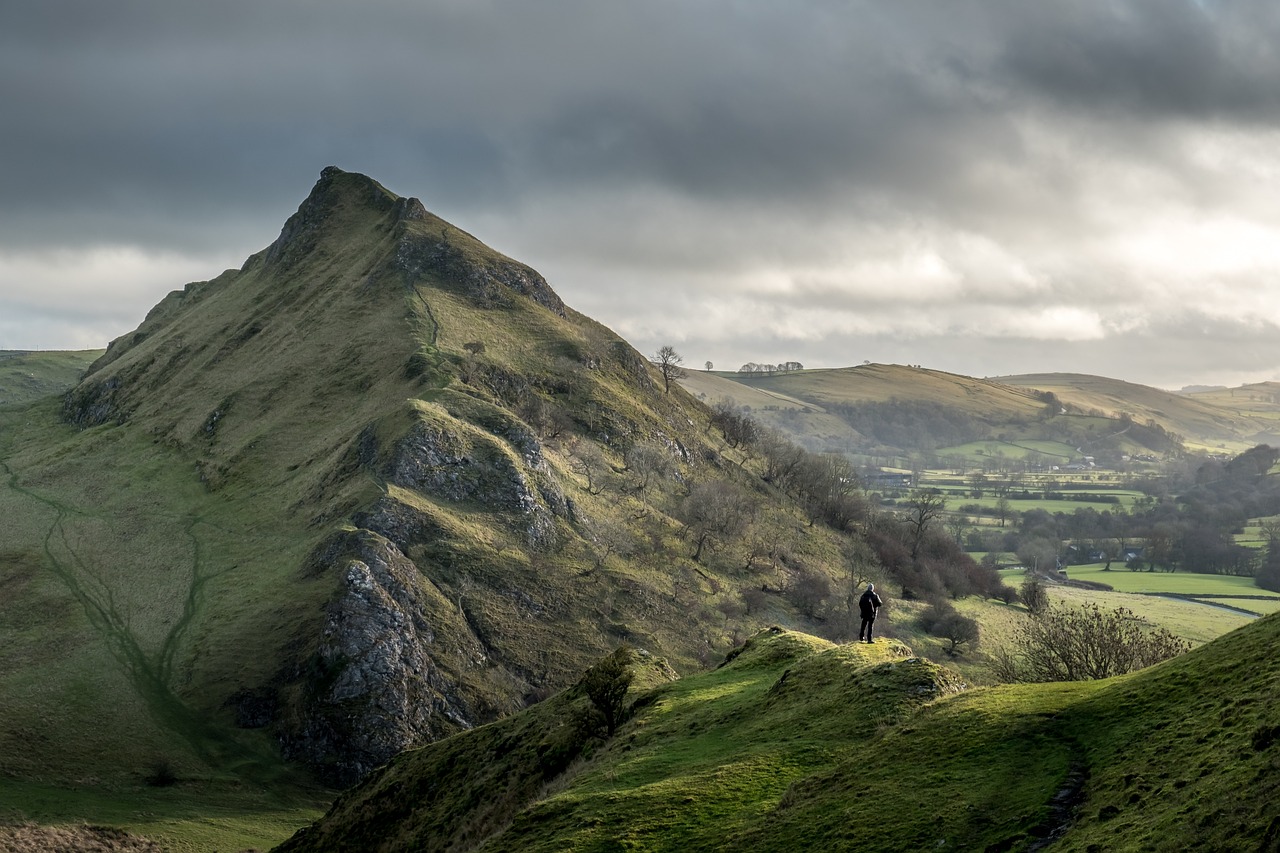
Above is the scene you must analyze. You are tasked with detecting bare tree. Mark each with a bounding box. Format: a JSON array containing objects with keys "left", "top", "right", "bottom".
[
  {"left": 570, "top": 441, "right": 610, "bottom": 495},
  {"left": 623, "top": 441, "right": 673, "bottom": 495},
  {"left": 651, "top": 345, "right": 687, "bottom": 394},
  {"left": 587, "top": 520, "right": 634, "bottom": 571},
  {"left": 680, "top": 480, "right": 755, "bottom": 562},
  {"left": 902, "top": 490, "right": 947, "bottom": 560}
]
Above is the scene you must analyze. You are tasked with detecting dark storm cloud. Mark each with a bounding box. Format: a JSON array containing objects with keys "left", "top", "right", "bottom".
[{"left": 4, "top": 0, "right": 1280, "bottom": 386}]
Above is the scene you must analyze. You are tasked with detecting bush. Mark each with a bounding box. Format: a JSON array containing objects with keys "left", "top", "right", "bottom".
[
  {"left": 582, "top": 646, "right": 634, "bottom": 736},
  {"left": 1019, "top": 575, "right": 1048, "bottom": 615},
  {"left": 993, "top": 603, "right": 1189, "bottom": 683},
  {"left": 918, "top": 601, "right": 979, "bottom": 656}
]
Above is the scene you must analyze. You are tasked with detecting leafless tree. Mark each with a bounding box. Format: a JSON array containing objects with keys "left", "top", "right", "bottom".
[
  {"left": 570, "top": 441, "right": 610, "bottom": 495},
  {"left": 651, "top": 345, "right": 687, "bottom": 394},
  {"left": 680, "top": 479, "right": 756, "bottom": 562},
  {"left": 902, "top": 490, "right": 947, "bottom": 560}
]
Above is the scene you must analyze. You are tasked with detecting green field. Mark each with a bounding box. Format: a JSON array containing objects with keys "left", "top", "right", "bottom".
[{"left": 994, "top": 565, "right": 1273, "bottom": 641}]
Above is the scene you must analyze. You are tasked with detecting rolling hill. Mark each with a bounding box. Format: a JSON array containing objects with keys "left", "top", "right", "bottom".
[
  {"left": 999, "top": 372, "right": 1280, "bottom": 453},
  {"left": 691, "top": 364, "right": 1280, "bottom": 462},
  {"left": 0, "top": 349, "right": 102, "bottom": 407},
  {"left": 276, "top": 615, "right": 1280, "bottom": 852}
]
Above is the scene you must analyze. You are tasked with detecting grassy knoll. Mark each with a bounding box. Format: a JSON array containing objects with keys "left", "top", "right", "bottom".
[{"left": 277, "top": 614, "right": 1280, "bottom": 851}]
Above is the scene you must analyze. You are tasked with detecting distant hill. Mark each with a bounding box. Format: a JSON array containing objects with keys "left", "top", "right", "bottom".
[
  {"left": 999, "top": 372, "right": 1280, "bottom": 453},
  {"left": 276, "top": 615, "right": 1280, "bottom": 851},
  {"left": 690, "top": 365, "right": 1280, "bottom": 462},
  {"left": 0, "top": 349, "right": 102, "bottom": 407}
]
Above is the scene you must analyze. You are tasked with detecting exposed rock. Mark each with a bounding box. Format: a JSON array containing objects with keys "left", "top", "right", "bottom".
[
  {"left": 384, "top": 417, "right": 560, "bottom": 548},
  {"left": 392, "top": 227, "right": 566, "bottom": 317},
  {"left": 281, "top": 530, "right": 484, "bottom": 787},
  {"left": 62, "top": 375, "right": 124, "bottom": 427}
]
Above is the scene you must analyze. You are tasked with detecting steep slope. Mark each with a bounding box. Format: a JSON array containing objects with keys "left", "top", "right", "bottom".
[
  {"left": 1, "top": 167, "right": 861, "bottom": 799},
  {"left": 277, "top": 616, "right": 1280, "bottom": 852}
]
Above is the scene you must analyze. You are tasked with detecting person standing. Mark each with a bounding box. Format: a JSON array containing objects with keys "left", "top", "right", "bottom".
[{"left": 858, "top": 583, "right": 883, "bottom": 643}]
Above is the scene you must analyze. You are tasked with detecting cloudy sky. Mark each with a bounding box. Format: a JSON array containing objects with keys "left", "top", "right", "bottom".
[{"left": 4, "top": 0, "right": 1280, "bottom": 389}]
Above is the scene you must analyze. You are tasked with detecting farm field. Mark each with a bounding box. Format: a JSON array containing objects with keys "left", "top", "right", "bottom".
[
  {"left": 997, "top": 565, "right": 1271, "bottom": 641},
  {"left": 1063, "top": 563, "right": 1280, "bottom": 615}
]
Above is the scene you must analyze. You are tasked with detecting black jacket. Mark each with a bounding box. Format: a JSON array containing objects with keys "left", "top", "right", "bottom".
[{"left": 859, "top": 590, "right": 883, "bottom": 619}]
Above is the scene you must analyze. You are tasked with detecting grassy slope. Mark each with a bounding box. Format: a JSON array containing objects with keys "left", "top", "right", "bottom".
[
  {"left": 732, "top": 363, "right": 1046, "bottom": 418},
  {"left": 0, "top": 350, "right": 102, "bottom": 408},
  {"left": 0, "top": 400, "right": 329, "bottom": 851},
  {"left": 703, "top": 365, "right": 1280, "bottom": 458},
  {"left": 276, "top": 615, "right": 1280, "bottom": 852},
  {"left": 678, "top": 370, "right": 866, "bottom": 453},
  {"left": 1000, "top": 372, "right": 1278, "bottom": 452}
]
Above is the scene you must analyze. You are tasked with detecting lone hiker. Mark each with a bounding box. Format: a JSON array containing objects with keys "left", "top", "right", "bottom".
[{"left": 858, "top": 583, "right": 883, "bottom": 643}]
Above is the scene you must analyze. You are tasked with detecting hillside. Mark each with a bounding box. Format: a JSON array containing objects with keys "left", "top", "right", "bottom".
[
  {"left": 1000, "top": 372, "right": 1280, "bottom": 453},
  {"left": 695, "top": 364, "right": 1280, "bottom": 462},
  {"left": 0, "top": 168, "right": 876, "bottom": 845},
  {"left": 0, "top": 349, "right": 101, "bottom": 407},
  {"left": 678, "top": 369, "right": 866, "bottom": 453},
  {"left": 277, "top": 616, "right": 1280, "bottom": 852}
]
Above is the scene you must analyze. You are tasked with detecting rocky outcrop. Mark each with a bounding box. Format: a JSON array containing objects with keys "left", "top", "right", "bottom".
[
  {"left": 383, "top": 415, "right": 564, "bottom": 548},
  {"left": 392, "top": 227, "right": 566, "bottom": 317},
  {"left": 281, "top": 530, "right": 488, "bottom": 787}
]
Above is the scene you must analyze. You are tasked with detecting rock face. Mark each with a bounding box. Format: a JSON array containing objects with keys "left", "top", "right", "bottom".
[
  {"left": 282, "top": 530, "right": 489, "bottom": 786},
  {"left": 383, "top": 416, "right": 565, "bottom": 549}
]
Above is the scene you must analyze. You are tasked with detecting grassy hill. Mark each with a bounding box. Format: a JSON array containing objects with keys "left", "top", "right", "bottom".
[
  {"left": 1, "top": 169, "right": 873, "bottom": 847},
  {"left": 999, "top": 372, "right": 1280, "bottom": 454},
  {"left": 0, "top": 349, "right": 102, "bottom": 407},
  {"left": 276, "top": 616, "right": 1280, "bottom": 852},
  {"left": 693, "top": 365, "right": 1280, "bottom": 462},
  {"left": 678, "top": 369, "right": 866, "bottom": 453}
]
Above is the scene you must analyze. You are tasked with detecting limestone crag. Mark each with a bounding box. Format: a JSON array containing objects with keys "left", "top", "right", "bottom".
[
  {"left": 282, "top": 529, "right": 488, "bottom": 787},
  {"left": 384, "top": 417, "right": 564, "bottom": 548}
]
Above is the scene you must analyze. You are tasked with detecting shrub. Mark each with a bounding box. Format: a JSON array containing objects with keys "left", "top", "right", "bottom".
[
  {"left": 918, "top": 601, "right": 980, "bottom": 656},
  {"left": 582, "top": 646, "right": 634, "bottom": 736},
  {"left": 1019, "top": 575, "right": 1048, "bottom": 615},
  {"left": 993, "top": 603, "right": 1189, "bottom": 683}
]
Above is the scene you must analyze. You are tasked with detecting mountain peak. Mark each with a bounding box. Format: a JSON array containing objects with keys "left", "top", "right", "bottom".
[{"left": 264, "top": 166, "right": 410, "bottom": 267}]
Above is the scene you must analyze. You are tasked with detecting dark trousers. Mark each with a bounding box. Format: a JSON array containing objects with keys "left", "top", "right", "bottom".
[{"left": 859, "top": 616, "right": 876, "bottom": 641}]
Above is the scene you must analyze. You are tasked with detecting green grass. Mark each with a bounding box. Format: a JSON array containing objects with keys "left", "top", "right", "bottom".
[
  {"left": 1064, "top": 563, "right": 1278, "bottom": 597},
  {"left": 279, "top": 615, "right": 1280, "bottom": 851},
  {"left": 0, "top": 350, "right": 102, "bottom": 408},
  {"left": 0, "top": 777, "right": 326, "bottom": 853}
]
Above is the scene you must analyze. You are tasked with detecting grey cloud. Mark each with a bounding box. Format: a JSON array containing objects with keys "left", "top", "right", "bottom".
[{"left": 5, "top": 0, "right": 1280, "bottom": 387}]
